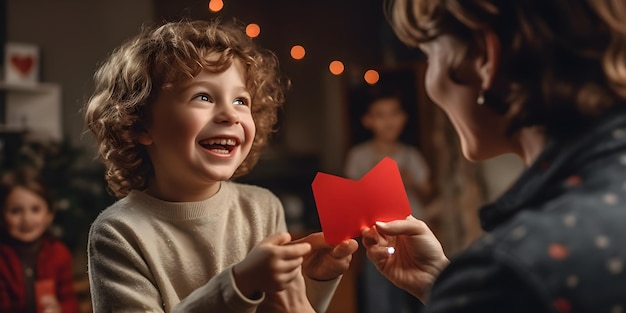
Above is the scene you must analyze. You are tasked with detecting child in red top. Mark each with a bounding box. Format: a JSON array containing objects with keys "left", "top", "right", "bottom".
[{"left": 0, "top": 167, "right": 78, "bottom": 313}]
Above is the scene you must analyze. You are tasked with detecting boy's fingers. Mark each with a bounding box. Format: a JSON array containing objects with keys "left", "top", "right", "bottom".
[
  {"left": 279, "top": 257, "right": 306, "bottom": 272},
  {"left": 331, "top": 239, "right": 359, "bottom": 258},
  {"left": 262, "top": 232, "right": 293, "bottom": 246},
  {"left": 260, "top": 232, "right": 312, "bottom": 259},
  {"left": 280, "top": 243, "right": 312, "bottom": 258},
  {"left": 290, "top": 232, "right": 328, "bottom": 250},
  {"left": 292, "top": 232, "right": 358, "bottom": 256}
]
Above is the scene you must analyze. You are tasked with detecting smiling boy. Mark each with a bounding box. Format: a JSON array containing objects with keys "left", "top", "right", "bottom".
[{"left": 84, "top": 20, "right": 356, "bottom": 313}]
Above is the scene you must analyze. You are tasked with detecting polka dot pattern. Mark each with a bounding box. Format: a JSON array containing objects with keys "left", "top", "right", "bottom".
[
  {"left": 565, "top": 275, "right": 578, "bottom": 288},
  {"left": 565, "top": 175, "right": 581, "bottom": 186},
  {"left": 432, "top": 120, "right": 626, "bottom": 312},
  {"left": 603, "top": 193, "right": 619, "bottom": 205},
  {"left": 595, "top": 235, "right": 610, "bottom": 249},
  {"left": 510, "top": 226, "right": 527, "bottom": 240},
  {"left": 563, "top": 214, "right": 577, "bottom": 228},
  {"left": 549, "top": 243, "right": 569, "bottom": 260},
  {"left": 607, "top": 258, "right": 623, "bottom": 275}
]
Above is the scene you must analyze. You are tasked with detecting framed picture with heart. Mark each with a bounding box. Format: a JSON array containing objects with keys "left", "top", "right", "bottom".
[{"left": 4, "top": 42, "right": 40, "bottom": 85}]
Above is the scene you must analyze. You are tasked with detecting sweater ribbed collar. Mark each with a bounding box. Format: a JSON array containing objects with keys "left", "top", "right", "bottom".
[{"left": 125, "top": 181, "right": 232, "bottom": 221}]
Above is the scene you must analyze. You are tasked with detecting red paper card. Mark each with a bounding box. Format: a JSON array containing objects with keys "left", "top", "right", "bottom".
[
  {"left": 35, "top": 279, "right": 55, "bottom": 313},
  {"left": 311, "top": 157, "right": 411, "bottom": 244}
]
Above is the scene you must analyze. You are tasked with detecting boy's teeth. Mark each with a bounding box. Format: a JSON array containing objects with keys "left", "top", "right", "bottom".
[
  {"left": 207, "top": 139, "right": 236, "bottom": 145},
  {"left": 211, "top": 148, "right": 230, "bottom": 154}
]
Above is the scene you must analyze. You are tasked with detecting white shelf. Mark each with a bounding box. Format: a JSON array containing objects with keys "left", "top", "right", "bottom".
[
  {"left": 1, "top": 81, "right": 62, "bottom": 141},
  {"left": 0, "top": 81, "right": 58, "bottom": 93}
]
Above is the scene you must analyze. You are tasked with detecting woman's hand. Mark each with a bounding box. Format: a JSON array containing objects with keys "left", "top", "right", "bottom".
[
  {"left": 361, "top": 215, "right": 449, "bottom": 303},
  {"left": 292, "top": 232, "right": 358, "bottom": 281},
  {"left": 233, "top": 232, "right": 311, "bottom": 299}
]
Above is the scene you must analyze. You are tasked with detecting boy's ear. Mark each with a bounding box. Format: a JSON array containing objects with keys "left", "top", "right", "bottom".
[
  {"left": 135, "top": 126, "right": 153, "bottom": 146},
  {"left": 136, "top": 133, "right": 153, "bottom": 146},
  {"left": 476, "top": 29, "right": 501, "bottom": 91}
]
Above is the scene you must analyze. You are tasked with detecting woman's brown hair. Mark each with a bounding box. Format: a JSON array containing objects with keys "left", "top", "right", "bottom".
[{"left": 387, "top": 0, "right": 626, "bottom": 137}]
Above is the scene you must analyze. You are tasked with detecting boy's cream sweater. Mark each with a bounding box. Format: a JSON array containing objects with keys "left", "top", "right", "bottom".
[{"left": 88, "top": 181, "right": 339, "bottom": 312}]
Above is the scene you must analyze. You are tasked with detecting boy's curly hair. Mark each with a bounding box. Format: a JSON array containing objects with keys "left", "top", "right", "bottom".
[{"left": 85, "top": 20, "right": 288, "bottom": 198}]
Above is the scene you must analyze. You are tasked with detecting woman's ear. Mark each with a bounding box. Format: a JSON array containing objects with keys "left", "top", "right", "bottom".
[{"left": 476, "top": 30, "right": 501, "bottom": 90}]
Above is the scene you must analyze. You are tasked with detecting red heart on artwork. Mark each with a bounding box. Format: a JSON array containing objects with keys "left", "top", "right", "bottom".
[
  {"left": 10, "top": 55, "right": 35, "bottom": 76},
  {"left": 312, "top": 157, "right": 411, "bottom": 244}
]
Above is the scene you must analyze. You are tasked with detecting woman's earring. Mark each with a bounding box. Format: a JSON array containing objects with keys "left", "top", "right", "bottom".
[{"left": 477, "top": 91, "right": 485, "bottom": 106}]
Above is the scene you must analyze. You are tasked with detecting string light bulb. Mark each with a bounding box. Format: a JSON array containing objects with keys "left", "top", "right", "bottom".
[
  {"left": 329, "top": 60, "right": 344, "bottom": 75},
  {"left": 246, "top": 23, "right": 261, "bottom": 38},
  {"left": 208, "top": 0, "right": 223, "bottom": 12},
  {"left": 291, "top": 45, "right": 306, "bottom": 60},
  {"left": 364, "top": 69, "right": 380, "bottom": 85}
]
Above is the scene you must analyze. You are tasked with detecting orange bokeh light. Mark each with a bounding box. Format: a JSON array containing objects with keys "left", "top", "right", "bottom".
[
  {"left": 329, "top": 60, "right": 344, "bottom": 75},
  {"left": 246, "top": 23, "right": 261, "bottom": 38},
  {"left": 208, "top": 0, "right": 224, "bottom": 12},
  {"left": 290, "top": 45, "right": 306, "bottom": 60},
  {"left": 364, "top": 69, "right": 380, "bottom": 85}
]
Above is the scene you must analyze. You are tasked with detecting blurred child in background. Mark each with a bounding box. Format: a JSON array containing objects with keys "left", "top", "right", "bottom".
[
  {"left": 0, "top": 166, "right": 79, "bottom": 313},
  {"left": 345, "top": 88, "right": 432, "bottom": 217},
  {"left": 345, "top": 88, "right": 430, "bottom": 313}
]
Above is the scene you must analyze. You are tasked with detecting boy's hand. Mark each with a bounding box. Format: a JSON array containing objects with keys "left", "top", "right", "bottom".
[
  {"left": 233, "top": 232, "right": 312, "bottom": 299},
  {"left": 292, "top": 232, "right": 358, "bottom": 281},
  {"left": 258, "top": 267, "right": 315, "bottom": 313}
]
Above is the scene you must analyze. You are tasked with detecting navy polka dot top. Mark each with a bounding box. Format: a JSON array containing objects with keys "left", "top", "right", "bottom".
[{"left": 427, "top": 109, "right": 626, "bottom": 313}]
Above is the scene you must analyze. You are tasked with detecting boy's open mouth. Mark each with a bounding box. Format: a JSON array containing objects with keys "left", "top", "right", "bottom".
[{"left": 199, "top": 137, "right": 239, "bottom": 155}]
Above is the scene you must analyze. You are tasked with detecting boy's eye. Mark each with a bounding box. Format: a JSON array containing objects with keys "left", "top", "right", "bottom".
[
  {"left": 193, "top": 94, "right": 212, "bottom": 102},
  {"left": 233, "top": 98, "right": 250, "bottom": 106}
]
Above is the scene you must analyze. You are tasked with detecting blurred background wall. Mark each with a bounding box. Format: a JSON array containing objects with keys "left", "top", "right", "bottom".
[{"left": 2, "top": 1, "right": 524, "bottom": 312}]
